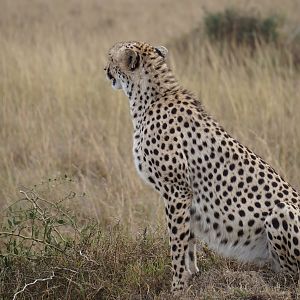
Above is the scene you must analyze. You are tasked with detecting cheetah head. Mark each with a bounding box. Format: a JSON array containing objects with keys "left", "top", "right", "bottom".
[{"left": 104, "top": 41, "right": 168, "bottom": 91}]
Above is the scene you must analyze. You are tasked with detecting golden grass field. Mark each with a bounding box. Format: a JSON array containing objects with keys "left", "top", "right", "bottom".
[{"left": 0, "top": 0, "right": 300, "bottom": 299}]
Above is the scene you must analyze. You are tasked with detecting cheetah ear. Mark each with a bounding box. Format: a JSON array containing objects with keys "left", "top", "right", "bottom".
[
  {"left": 124, "top": 49, "right": 140, "bottom": 71},
  {"left": 155, "top": 46, "right": 168, "bottom": 59}
]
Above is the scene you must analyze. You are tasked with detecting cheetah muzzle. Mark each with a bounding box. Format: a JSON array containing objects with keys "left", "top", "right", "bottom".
[{"left": 105, "top": 41, "right": 300, "bottom": 294}]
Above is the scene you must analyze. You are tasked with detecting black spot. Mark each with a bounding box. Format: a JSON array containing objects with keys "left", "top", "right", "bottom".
[
  {"left": 248, "top": 206, "right": 254, "bottom": 211},
  {"left": 254, "top": 202, "right": 261, "bottom": 208},
  {"left": 170, "top": 205, "right": 175, "bottom": 214},
  {"left": 212, "top": 212, "right": 219, "bottom": 220},
  {"left": 233, "top": 153, "right": 239, "bottom": 160},
  {"left": 230, "top": 176, "right": 237, "bottom": 183},
  {"left": 251, "top": 186, "right": 258, "bottom": 192},
  {"left": 226, "top": 226, "right": 233, "bottom": 233},
  {"left": 258, "top": 178, "right": 264, "bottom": 185},
  {"left": 148, "top": 177, "right": 155, "bottom": 184},
  {"left": 177, "top": 217, "right": 183, "bottom": 224},
  {"left": 229, "top": 164, "right": 235, "bottom": 171},
  {"left": 271, "top": 218, "right": 279, "bottom": 229},
  {"left": 282, "top": 220, "right": 288, "bottom": 231},
  {"left": 255, "top": 228, "right": 263, "bottom": 235},
  {"left": 248, "top": 219, "right": 255, "bottom": 227},
  {"left": 213, "top": 223, "right": 219, "bottom": 230},
  {"left": 238, "top": 210, "right": 246, "bottom": 217},
  {"left": 265, "top": 193, "right": 272, "bottom": 199},
  {"left": 238, "top": 181, "right": 244, "bottom": 189},
  {"left": 293, "top": 236, "right": 299, "bottom": 246},
  {"left": 238, "top": 230, "right": 244, "bottom": 237},
  {"left": 179, "top": 232, "right": 186, "bottom": 240},
  {"left": 228, "top": 214, "right": 235, "bottom": 221},
  {"left": 246, "top": 176, "right": 253, "bottom": 183}
]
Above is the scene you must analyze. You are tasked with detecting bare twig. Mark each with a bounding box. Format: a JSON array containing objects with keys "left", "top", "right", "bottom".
[
  {"left": 20, "top": 189, "right": 80, "bottom": 233},
  {"left": 0, "top": 231, "right": 64, "bottom": 253},
  {"left": 79, "top": 250, "right": 100, "bottom": 265},
  {"left": 20, "top": 189, "right": 68, "bottom": 244},
  {"left": 12, "top": 271, "right": 55, "bottom": 300}
]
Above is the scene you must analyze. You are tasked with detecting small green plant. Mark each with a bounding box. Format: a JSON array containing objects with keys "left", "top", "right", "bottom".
[
  {"left": 204, "top": 9, "right": 279, "bottom": 47},
  {"left": 0, "top": 176, "right": 83, "bottom": 264}
]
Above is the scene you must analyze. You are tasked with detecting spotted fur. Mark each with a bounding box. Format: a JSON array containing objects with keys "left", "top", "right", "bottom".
[{"left": 105, "top": 41, "right": 300, "bottom": 293}]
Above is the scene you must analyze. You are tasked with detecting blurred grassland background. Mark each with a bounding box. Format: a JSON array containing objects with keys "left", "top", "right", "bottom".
[{"left": 0, "top": 0, "right": 300, "bottom": 298}]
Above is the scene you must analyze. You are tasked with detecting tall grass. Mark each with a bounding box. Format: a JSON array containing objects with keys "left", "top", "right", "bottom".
[{"left": 0, "top": 0, "right": 300, "bottom": 297}]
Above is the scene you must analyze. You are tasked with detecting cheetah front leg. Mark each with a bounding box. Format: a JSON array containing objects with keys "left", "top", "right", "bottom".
[
  {"left": 163, "top": 195, "right": 193, "bottom": 294},
  {"left": 185, "top": 205, "right": 199, "bottom": 275}
]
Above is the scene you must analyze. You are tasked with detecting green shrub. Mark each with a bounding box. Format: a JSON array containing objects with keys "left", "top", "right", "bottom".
[{"left": 204, "top": 9, "right": 279, "bottom": 47}]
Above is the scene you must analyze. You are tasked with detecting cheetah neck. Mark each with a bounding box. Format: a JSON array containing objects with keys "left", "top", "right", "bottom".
[{"left": 124, "top": 64, "right": 180, "bottom": 130}]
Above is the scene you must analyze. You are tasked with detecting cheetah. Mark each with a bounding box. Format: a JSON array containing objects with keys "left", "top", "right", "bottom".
[{"left": 104, "top": 41, "right": 300, "bottom": 293}]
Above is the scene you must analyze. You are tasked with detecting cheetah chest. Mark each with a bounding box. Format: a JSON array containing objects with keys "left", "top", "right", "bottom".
[{"left": 132, "top": 131, "right": 152, "bottom": 184}]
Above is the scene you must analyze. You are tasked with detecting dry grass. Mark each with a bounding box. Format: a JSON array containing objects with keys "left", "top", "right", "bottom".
[
  {"left": 0, "top": 181, "right": 299, "bottom": 299},
  {"left": 0, "top": 0, "right": 300, "bottom": 299}
]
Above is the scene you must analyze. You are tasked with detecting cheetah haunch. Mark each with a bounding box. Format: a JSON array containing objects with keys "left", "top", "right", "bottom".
[{"left": 105, "top": 41, "right": 300, "bottom": 294}]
